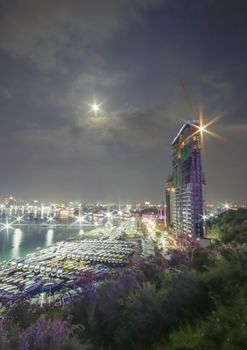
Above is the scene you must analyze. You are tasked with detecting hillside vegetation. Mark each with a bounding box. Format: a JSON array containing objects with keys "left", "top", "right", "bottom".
[{"left": 1, "top": 209, "right": 247, "bottom": 350}]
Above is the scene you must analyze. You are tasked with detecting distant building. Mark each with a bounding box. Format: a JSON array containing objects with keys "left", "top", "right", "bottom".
[
  {"left": 59, "top": 209, "right": 70, "bottom": 220},
  {"left": 166, "top": 121, "right": 205, "bottom": 239}
]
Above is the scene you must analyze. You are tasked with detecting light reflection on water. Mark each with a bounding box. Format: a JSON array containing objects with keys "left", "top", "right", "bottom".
[
  {"left": 11, "top": 228, "right": 23, "bottom": 258},
  {"left": 46, "top": 229, "right": 54, "bottom": 247},
  {"left": 0, "top": 225, "right": 93, "bottom": 261}
]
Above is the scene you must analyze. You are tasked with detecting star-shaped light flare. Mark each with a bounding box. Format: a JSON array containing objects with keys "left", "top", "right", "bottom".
[
  {"left": 188, "top": 107, "right": 224, "bottom": 147},
  {"left": 88, "top": 99, "right": 104, "bottom": 115}
]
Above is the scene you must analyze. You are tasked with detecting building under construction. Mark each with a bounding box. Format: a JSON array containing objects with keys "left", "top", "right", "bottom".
[{"left": 166, "top": 120, "right": 205, "bottom": 239}]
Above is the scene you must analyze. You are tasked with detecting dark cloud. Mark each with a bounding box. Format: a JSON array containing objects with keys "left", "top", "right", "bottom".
[
  {"left": 0, "top": 0, "right": 163, "bottom": 71},
  {"left": 0, "top": 0, "right": 246, "bottom": 203}
]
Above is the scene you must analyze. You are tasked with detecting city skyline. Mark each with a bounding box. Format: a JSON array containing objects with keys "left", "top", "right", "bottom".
[{"left": 0, "top": 1, "right": 246, "bottom": 203}]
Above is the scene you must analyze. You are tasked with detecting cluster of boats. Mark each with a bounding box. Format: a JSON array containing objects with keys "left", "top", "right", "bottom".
[{"left": 0, "top": 239, "right": 135, "bottom": 309}]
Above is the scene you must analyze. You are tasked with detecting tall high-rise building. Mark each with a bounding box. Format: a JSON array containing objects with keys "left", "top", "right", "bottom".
[{"left": 166, "top": 120, "right": 205, "bottom": 239}]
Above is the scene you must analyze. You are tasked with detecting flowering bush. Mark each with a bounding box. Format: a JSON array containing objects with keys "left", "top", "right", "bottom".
[{"left": 19, "top": 315, "right": 78, "bottom": 349}]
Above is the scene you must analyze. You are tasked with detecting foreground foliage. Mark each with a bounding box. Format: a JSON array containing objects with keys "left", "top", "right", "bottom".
[{"left": 1, "top": 209, "right": 247, "bottom": 350}]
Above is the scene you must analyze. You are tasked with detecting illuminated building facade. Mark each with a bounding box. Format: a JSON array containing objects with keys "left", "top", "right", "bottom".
[
  {"left": 166, "top": 121, "right": 204, "bottom": 238},
  {"left": 165, "top": 176, "right": 174, "bottom": 229}
]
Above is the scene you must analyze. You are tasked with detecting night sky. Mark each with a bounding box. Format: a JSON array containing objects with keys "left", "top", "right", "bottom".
[{"left": 0, "top": 0, "right": 246, "bottom": 204}]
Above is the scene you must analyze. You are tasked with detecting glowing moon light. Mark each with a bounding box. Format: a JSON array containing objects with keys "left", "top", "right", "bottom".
[
  {"left": 91, "top": 103, "right": 100, "bottom": 113},
  {"left": 88, "top": 100, "right": 103, "bottom": 115}
]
